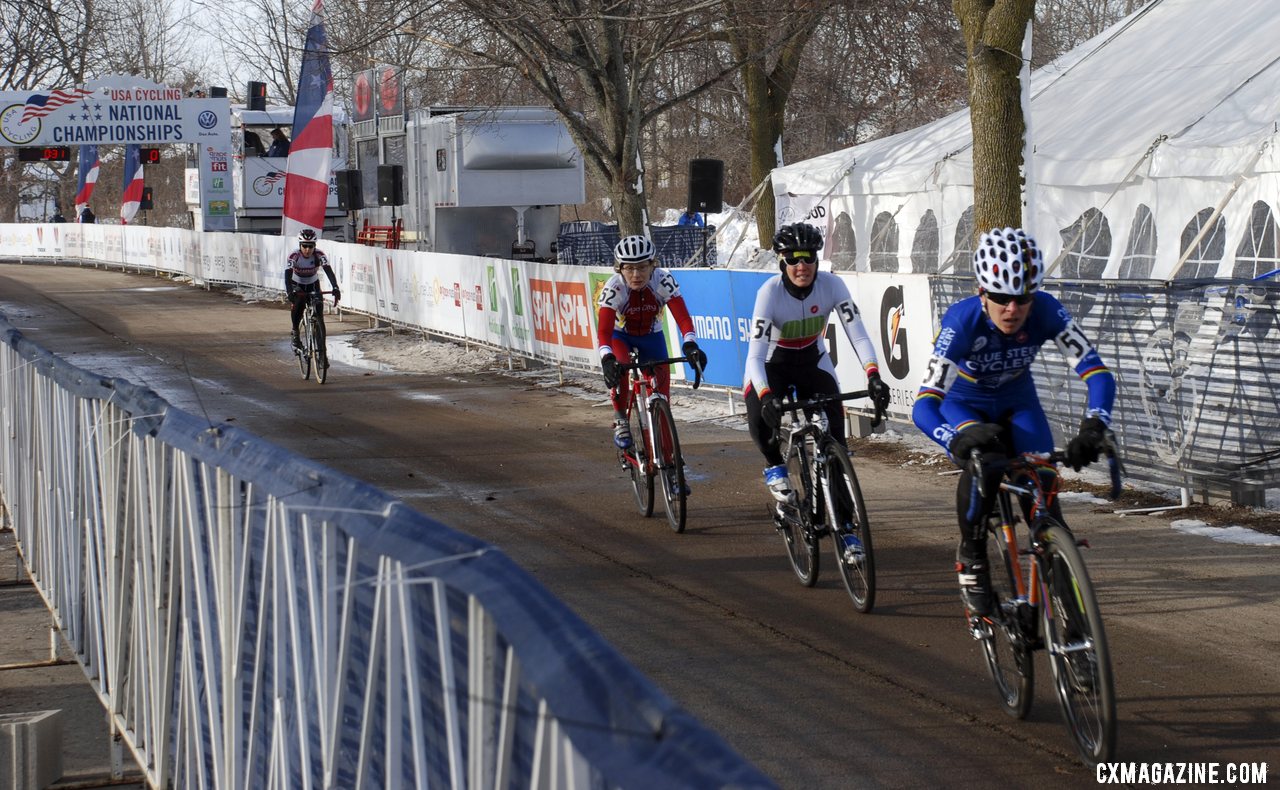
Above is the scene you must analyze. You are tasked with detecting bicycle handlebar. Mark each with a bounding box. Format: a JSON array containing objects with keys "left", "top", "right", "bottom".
[
  {"left": 618, "top": 354, "right": 703, "bottom": 390},
  {"left": 780, "top": 389, "right": 887, "bottom": 428},
  {"left": 969, "top": 429, "right": 1124, "bottom": 500}
]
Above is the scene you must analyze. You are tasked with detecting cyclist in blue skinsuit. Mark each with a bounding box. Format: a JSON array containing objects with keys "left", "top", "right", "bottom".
[{"left": 912, "top": 227, "right": 1116, "bottom": 616}]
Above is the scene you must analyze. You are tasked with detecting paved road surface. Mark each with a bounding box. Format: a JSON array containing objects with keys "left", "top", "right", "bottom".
[{"left": 1, "top": 262, "right": 1275, "bottom": 788}]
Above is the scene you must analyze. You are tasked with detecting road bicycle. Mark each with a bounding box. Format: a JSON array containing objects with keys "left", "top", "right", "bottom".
[
  {"left": 615, "top": 349, "right": 703, "bottom": 533},
  {"left": 295, "top": 290, "right": 334, "bottom": 384},
  {"left": 965, "top": 438, "right": 1123, "bottom": 765},
  {"left": 772, "top": 389, "right": 885, "bottom": 613}
]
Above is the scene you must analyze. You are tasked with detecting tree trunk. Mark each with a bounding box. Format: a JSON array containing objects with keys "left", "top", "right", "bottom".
[{"left": 954, "top": 0, "right": 1035, "bottom": 243}]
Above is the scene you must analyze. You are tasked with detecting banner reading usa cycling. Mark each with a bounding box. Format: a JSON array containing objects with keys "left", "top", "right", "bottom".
[{"left": 0, "top": 75, "right": 232, "bottom": 231}]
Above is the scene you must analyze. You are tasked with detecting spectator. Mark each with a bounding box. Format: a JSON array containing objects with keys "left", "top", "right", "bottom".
[
  {"left": 50, "top": 209, "right": 66, "bottom": 223},
  {"left": 266, "top": 128, "right": 291, "bottom": 157},
  {"left": 678, "top": 208, "right": 705, "bottom": 227},
  {"left": 79, "top": 206, "right": 96, "bottom": 224},
  {"left": 244, "top": 131, "right": 266, "bottom": 157}
]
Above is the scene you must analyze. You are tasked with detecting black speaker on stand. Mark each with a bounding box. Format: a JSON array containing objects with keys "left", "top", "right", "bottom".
[
  {"left": 247, "top": 81, "right": 267, "bottom": 111},
  {"left": 687, "top": 158, "right": 723, "bottom": 266},
  {"left": 377, "top": 164, "right": 404, "bottom": 230},
  {"left": 336, "top": 170, "right": 363, "bottom": 211}
]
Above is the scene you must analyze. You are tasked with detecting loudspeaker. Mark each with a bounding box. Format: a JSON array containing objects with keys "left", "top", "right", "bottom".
[
  {"left": 209, "top": 86, "right": 228, "bottom": 98},
  {"left": 139, "top": 187, "right": 154, "bottom": 211},
  {"left": 247, "top": 81, "right": 267, "bottom": 111},
  {"left": 377, "top": 164, "right": 404, "bottom": 206},
  {"left": 687, "top": 158, "right": 724, "bottom": 214},
  {"left": 336, "top": 169, "right": 363, "bottom": 211}
]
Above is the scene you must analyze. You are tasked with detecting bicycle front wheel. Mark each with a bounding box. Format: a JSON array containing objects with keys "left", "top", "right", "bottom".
[
  {"left": 978, "top": 516, "right": 1035, "bottom": 719},
  {"left": 627, "top": 401, "right": 654, "bottom": 516},
  {"left": 1037, "top": 521, "right": 1116, "bottom": 766},
  {"left": 780, "top": 435, "right": 819, "bottom": 586},
  {"left": 823, "top": 441, "right": 875, "bottom": 613},
  {"left": 311, "top": 316, "right": 328, "bottom": 384},
  {"left": 297, "top": 317, "right": 312, "bottom": 380},
  {"left": 650, "top": 397, "right": 686, "bottom": 533}
]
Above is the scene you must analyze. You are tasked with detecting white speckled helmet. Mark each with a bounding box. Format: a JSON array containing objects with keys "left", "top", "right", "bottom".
[{"left": 972, "top": 227, "right": 1044, "bottom": 295}]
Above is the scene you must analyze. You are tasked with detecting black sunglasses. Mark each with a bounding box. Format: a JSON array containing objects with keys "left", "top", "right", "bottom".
[
  {"left": 985, "top": 291, "right": 1033, "bottom": 306},
  {"left": 780, "top": 252, "right": 816, "bottom": 266},
  {"left": 300, "top": 243, "right": 316, "bottom": 249}
]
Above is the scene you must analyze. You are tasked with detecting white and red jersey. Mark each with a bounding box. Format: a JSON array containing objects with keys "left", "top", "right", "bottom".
[
  {"left": 595, "top": 267, "right": 696, "bottom": 357},
  {"left": 287, "top": 248, "right": 331, "bottom": 286}
]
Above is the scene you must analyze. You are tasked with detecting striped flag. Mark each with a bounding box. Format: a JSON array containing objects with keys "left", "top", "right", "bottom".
[
  {"left": 74, "top": 145, "right": 100, "bottom": 217},
  {"left": 120, "top": 144, "right": 144, "bottom": 224},
  {"left": 281, "top": 0, "right": 334, "bottom": 240},
  {"left": 22, "top": 87, "right": 95, "bottom": 123}
]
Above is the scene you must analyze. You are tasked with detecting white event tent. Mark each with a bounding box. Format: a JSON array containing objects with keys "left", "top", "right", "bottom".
[{"left": 772, "top": 0, "right": 1280, "bottom": 282}]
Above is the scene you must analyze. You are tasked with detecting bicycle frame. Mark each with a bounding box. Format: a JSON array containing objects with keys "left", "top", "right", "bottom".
[{"left": 616, "top": 349, "right": 701, "bottom": 477}]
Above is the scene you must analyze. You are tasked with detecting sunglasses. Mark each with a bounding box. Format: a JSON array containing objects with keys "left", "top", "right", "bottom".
[
  {"left": 985, "top": 291, "right": 1033, "bottom": 306},
  {"left": 781, "top": 252, "right": 816, "bottom": 266},
  {"left": 300, "top": 243, "right": 316, "bottom": 249}
]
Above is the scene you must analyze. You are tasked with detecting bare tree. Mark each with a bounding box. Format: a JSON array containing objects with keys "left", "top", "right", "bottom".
[{"left": 954, "top": 0, "right": 1035, "bottom": 237}]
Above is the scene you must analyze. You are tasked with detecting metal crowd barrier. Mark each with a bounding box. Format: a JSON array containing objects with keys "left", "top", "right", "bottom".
[{"left": 0, "top": 315, "right": 771, "bottom": 789}]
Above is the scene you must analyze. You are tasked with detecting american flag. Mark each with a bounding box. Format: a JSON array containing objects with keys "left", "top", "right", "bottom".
[
  {"left": 21, "top": 87, "right": 95, "bottom": 123},
  {"left": 74, "top": 145, "right": 100, "bottom": 216},
  {"left": 281, "top": 0, "right": 334, "bottom": 240},
  {"left": 120, "top": 144, "right": 144, "bottom": 225},
  {"left": 264, "top": 171, "right": 285, "bottom": 186}
]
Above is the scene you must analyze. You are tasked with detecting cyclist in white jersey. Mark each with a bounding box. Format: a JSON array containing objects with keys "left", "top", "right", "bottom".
[
  {"left": 285, "top": 228, "right": 341, "bottom": 350},
  {"left": 743, "top": 222, "right": 891, "bottom": 505}
]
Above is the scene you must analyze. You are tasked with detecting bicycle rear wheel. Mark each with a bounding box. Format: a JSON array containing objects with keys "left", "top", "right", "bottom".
[
  {"left": 311, "top": 315, "right": 328, "bottom": 385},
  {"left": 297, "top": 316, "right": 312, "bottom": 380},
  {"left": 977, "top": 515, "right": 1035, "bottom": 718},
  {"left": 780, "top": 435, "right": 819, "bottom": 586},
  {"left": 1037, "top": 521, "right": 1116, "bottom": 765},
  {"left": 823, "top": 441, "right": 875, "bottom": 613},
  {"left": 650, "top": 397, "right": 686, "bottom": 533},
  {"left": 626, "top": 401, "right": 654, "bottom": 516}
]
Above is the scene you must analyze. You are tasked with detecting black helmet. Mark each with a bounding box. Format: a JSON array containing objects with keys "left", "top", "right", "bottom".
[{"left": 772, "top": 222, "right": 824, "bottom": 254}]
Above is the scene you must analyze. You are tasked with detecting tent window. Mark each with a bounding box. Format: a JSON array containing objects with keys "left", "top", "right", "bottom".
[
  {"left": 1174, "top": 208, "right": 1226, "bottom": 280},
  {"left": 911, "top": 210, "right": 940, "bottom": 273},
  {"left": 1058, "top": 208, "right": 1111, "bottom": 279},
  {"left": 829, "top": 211, "right": 857, "bottom": 272},
  {"left": 1118, "top": 204, "right": 1157, "bottom": 279},
  {"left": 1231, "top": 200, "right": 1278, "bottom": 280},
  {"left": 942, "top": 206, "right": 975, "bottom": 275},
  {"left": 869, "top": 211, "right": 899, "bottom": 272}
]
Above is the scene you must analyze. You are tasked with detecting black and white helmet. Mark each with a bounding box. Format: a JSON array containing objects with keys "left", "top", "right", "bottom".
[
  {"left": 297, "top": 228, "right": 318, "bottom": 246},
  {"left": 613, "top": 234, "right": 656, "bottom": 266},
  {"left": 972, "top": 227, "right": 1044, "bottom": 295},
  {"left": 772, "top": 222, "right": 824, "bottom": 255}
]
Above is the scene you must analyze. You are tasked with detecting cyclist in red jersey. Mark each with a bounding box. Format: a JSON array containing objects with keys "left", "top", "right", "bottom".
[{"left": 596, "top": 235, "right": 707, "bottom": 449}]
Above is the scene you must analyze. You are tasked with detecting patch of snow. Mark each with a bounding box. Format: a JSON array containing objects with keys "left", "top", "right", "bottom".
[{"left": 1169, "top": 520, "right": 1280, "bottom": 547}]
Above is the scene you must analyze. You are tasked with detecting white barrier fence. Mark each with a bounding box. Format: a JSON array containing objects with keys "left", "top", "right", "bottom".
[{"left": 0, "top": 316, "right": 771, "bottom": 787}]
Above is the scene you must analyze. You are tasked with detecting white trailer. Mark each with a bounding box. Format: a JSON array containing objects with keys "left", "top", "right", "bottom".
[{"left": 356, "top": 106, "right": 585, "bottom": 258}]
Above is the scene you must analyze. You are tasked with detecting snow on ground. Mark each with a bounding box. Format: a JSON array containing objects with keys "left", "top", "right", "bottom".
[
  {"left": 1169, "top": 520, "right": 1280, "bottom": 547},
  {"left": 229, "top": 287, "right": 1278, "bottom": 545}
]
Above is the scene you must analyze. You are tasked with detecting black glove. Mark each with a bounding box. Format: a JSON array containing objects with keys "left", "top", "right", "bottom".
[
  {"left": 1066, "top": 416, "right": 1108, "bottom": 471},
  {"left": 867, "top": 371, "right": 891, "bottom": 412},
  {"left": 601, "top": 354, "right": 621, "bottom": 389},
  {"left": 331, "top": 289, "right": 341, "bottom": 305},
  {"left": 948, "top": 423, "right": 1004, "bottom": 466},
  {"left": 287, "top": 289, "right": 302, "bottom": 305},
  {"left": 760, "top": 394, "right": 784, "bottom": 431},
  {"left": 682, "top": 340, "right": 707, "bottom": 371}
]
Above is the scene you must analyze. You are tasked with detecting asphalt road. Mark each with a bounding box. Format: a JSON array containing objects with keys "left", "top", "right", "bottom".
[{"left": 1, "top": 261, "right": 1276, "bottom": 788}]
